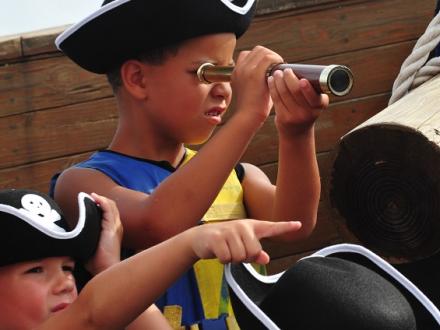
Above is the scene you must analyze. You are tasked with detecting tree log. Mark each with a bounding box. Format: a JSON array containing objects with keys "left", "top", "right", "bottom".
[{"left": 330, "top": 75, "right": 440, "bottom": 262}]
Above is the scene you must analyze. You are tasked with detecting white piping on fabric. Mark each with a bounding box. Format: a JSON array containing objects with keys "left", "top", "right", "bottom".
[
  {"left": 55, "top": 0, "right": 131, "bottom": 49},
  {"left": 308, "top": 243, "right": 440, "bottom": 325},
  {"left": 56, "top": 0, "right": 256, "bottom": 49},
  {"left": 224, "top": 263, "right": 281, "bottom": 330},
  {"left": 241, "top": 262, "right": 285, "bottom": 283},
  {"left": 0, "top": 192, "right": 93, "bottom": 240},
  {"left": 219, "top": 0, "right": 255, "bottom": 15}
]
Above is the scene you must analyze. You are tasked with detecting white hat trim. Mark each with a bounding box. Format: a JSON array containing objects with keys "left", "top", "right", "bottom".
[
  {"left": 56, "top": 0, "right": 255, "bottom": 50},
  {"left": 219, "top": 0, "right": 256, "bottom": 15},
  {"left": 0, "top": 192, "right": 93, "bottom": 240},
  {"left": 224, "top": 263, "right": 281, "bottom": 330},
  {"left": 55, "top": 0, "right": 131, "bottom": 50},
  {"left": 225, "top": 243, "right": 440, "bottom": 328}
]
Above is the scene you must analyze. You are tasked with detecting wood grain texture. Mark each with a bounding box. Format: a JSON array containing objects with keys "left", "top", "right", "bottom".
[{"left": 0, "top": 0, "right": 437, "bottom": 263}]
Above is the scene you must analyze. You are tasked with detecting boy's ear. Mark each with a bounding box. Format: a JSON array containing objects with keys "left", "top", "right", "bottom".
[{"left": 120, "top": 60, "right": 149, "bottom": 100}]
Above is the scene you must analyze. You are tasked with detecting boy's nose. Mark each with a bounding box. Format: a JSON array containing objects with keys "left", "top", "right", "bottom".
[
  {"left": 52, "top": 273, "right": 76, "bottom": 295},
  {"left": 211, "top": 82, "right": 232, "bottom": 99}
]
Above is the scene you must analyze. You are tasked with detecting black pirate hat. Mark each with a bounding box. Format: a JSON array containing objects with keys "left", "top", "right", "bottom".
[
  {"left": 225, "top": 244, "right": 440, "bottom": 330},
  {"left": 56, "top": 0, "right": 257, "bottom": 74},
  {"left": 0, "top": 189, "right": 102, "bottom": 266}
]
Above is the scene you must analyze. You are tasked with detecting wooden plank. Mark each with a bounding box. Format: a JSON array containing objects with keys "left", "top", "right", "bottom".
[
  {"left": 0, "top": 153, "right": 92, "bottom": 193},
  {"left": 0, "top": 91, "right": 386, "bottom": 170},
  {"left": 0, "top": 56, "right": 113, "bottom": 117},
  {"left": 0, "top": 38, "right": 408, "bottom": 119},
  {"left": 0, "top": 27, "right": 66, "bottom": 64},
  {"left": 0, "top": 35, "right": 22, "bottom": 61},
  {"left": 1, "top": 27, "right": 403, "bottom": 170},
  {"left": 0, "top": 152, "right": 338, "bottom": 211},
  {"left": 0, "top": 98, "right": 117, "bottom": 170},
  {"left": 315, "top": 40, "right": 418, "bottom": 102},
  {"left": 0, "top": 0, "right": 345, "bottom": 61},
  {"left": 239, "top": 0, "right": 436, "bottom": 61},
  {"left": 21, "top": 26, "right": 67, "bottom": 57},
  {"left": 256, "top": 0, "right": 343, "bottom": 15},
  {"left": 262, "top": 201, "right": 343, "bottom": 259},
  {"left": 0, "top": 144, "right": 333, "bottom": 204},
  {"left": 240, "top": 93, "right": 388, "bottom": 165},
  {"left": 259, "top": 151, "right": 338, "bottom": 200},
  {"left": 0, "top": 0, "right": 430, "bottom": 117}
]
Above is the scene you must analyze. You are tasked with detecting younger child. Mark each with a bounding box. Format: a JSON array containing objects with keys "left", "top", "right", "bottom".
[
  {"left": 51, "top": 0, "right": 329, "bottom": 327},
  {"left": 0, "top": 188, "right": 300, "bottom": 330}
]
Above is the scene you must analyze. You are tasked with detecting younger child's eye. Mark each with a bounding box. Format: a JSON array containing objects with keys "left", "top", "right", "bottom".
[
  {"left": 25, "top": 267, "right": 43, "bottom": 274},
  {"left": 62, "top": 265, "right": 75, "bottom": 273}
]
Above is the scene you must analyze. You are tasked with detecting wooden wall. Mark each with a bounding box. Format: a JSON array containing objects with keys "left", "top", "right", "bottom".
[{"left": 0, "top": 0, "right": 437, "bottom": 273}]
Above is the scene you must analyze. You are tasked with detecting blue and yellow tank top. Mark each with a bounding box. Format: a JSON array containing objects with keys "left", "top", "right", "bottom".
[{"left": 50, "top": 148, "right": 255, "bottom": 329}]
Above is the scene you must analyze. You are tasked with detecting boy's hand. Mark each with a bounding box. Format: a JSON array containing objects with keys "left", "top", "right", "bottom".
[
  {"left": 232, "top": 46, "right": 284, "bottom": 127},
  {"left": 85, "top": 193, "right": 124, "bottom": 275},
  {"left": 190, "top": 220, "right": 301, "bottom": 264},
  {"left": 268, "top": 68, "right": 329, "bottom": 137}
]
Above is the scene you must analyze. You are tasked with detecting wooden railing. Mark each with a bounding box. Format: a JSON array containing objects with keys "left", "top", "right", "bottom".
[{"left": 0, "top": 0, "right": 437, "bottom": 272}]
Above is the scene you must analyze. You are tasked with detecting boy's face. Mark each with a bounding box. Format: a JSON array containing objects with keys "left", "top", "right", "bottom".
[
  {"left": 142, "top": 33, "right": 236, "bottom": 145},
  {"left": 0, "top": 256, "right": 77, "bottom": 329}
]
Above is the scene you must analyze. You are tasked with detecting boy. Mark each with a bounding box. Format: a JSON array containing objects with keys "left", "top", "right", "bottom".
[
  {"left": 51, "top": 0, "right": 329, "bottom": 327},
  {"left": 0, "top": 188, "right": 300, "bottom": 329}
]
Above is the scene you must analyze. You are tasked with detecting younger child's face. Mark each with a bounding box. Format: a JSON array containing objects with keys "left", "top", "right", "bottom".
[
  {"left": 142, "top": 33, "right": 236, "bottom": 145},
  {"left": 0, "top": 256, "right": 77, "bottom": 329}
]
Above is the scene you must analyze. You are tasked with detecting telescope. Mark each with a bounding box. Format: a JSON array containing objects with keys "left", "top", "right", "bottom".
[{"left": 197, "top": 63, "right": 354, "bottom": 97}]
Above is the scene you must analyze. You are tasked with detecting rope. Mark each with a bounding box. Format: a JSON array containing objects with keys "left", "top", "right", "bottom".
[{"left": 388, "top": 10, "right": 440, "bottom": 105}]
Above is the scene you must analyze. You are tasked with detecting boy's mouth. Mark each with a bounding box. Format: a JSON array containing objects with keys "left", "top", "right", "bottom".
[
  {"left": 51, "top": 302, "right": 70, "bottom": 313},
  {"left": 206, "top": 110, "right": 221, "bottom": 117},
  {"left": 205, "top": 107, "right": 225, "bottom": 117}
]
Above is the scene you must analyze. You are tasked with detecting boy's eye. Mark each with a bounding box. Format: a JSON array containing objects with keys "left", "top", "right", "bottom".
[
  {"left": 25, "top": 267, "right": 43, "bottom": 274},
  {"left": 62, "top": 265, "right": 75, "bottom": 273},
  {"left": 188, "top": 68, "right": 199, "bottom": 75}
]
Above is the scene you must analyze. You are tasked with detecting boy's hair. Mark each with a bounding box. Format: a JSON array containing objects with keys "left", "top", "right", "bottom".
[{"left": 106, "top": 43, "right": 181, "bottom": 92}]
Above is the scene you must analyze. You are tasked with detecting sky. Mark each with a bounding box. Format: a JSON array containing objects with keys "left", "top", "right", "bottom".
[{"left": 0, "top": 0, "right": 103, "bottom": 37}]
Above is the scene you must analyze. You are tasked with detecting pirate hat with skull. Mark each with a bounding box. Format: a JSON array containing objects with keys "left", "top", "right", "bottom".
[
  {"left": 0, "top": 189, "right": 102, "bottom": 267},
  {"left": 56, "top": 0, "right": 257, "bottom": 74}
]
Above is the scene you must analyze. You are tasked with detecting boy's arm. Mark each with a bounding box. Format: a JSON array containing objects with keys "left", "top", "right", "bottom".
[
  {"left": 37, "top": 220, "right": 300, "bottom": 330},
  {"left": 85, "top": 194, "right": 172, "bottom": 330},
  {"left": 242, "top": 69, "right": 328, "bottom": 241},
  {"left": 126, "top": 305, "right": 172, "bottom": 330},
  {"left": 54, "top": 46, "right": 284, "bottom": 250}
]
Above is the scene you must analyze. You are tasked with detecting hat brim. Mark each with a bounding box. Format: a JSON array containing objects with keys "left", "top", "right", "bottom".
[
  {"left": 225, "top": 244, "right": 440, "bottom": 330},
  {"left": 56, "top": 0, "right": 256, "bottom": 74},
  {"left": 0, "top": 190, "right": 102, "bottom": 266}
]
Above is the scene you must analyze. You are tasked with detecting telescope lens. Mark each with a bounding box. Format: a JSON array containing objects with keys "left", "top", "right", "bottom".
[{"left": 328, "top": 68, "right": 352, "bottom": 96}]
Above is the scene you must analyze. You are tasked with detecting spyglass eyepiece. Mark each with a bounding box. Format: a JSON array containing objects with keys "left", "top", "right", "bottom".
[{"left": 197, "top": 62, "right": 354, "bottom": 97}]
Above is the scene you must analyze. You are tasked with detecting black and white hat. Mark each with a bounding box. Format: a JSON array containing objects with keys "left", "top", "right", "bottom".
[
  {"left": 56, "top": 0, "right": 257, "bottom": 74},
  {"left": 225, "top": 244, "right": 440, "bottom": 330},
  {"left": 0, "top": 189, "right": 102, "bottom": 267}
]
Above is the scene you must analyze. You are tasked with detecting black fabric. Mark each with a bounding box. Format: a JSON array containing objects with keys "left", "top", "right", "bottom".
[
  {"left": 389, "top": 254, "right": 440, "bottom": 329},
  {"left": 261, "top": 257, "right": 415, "bottom": 330},
  {"left": 234, "top": 163, "right": 245, "bottom": 182},
  {"left": 228, "top": 256, "right": 421, "bottom": 330},
  {"left": 229, "top": 264, "right": 273, "bottom": 330},
  {"left": 0, "top": 189, "right": 102, "bottom": 267},
  {"left": 57, "top": 0, "right": 256, "bottom": 73},
  {"left": 333, "top": 252, "right": 440, "bottom": 330}
]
